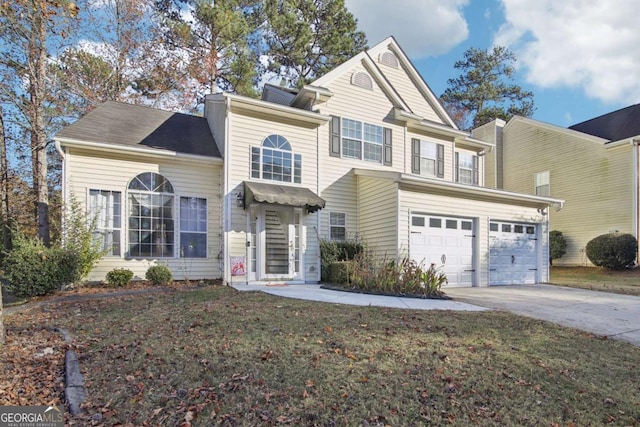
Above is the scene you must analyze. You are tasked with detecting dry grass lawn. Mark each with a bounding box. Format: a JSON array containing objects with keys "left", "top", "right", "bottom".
[
  {"left": 550, "top": 266, "right": 640, "bottom": 296},
  {"left": 2, "top": 285, "right": 639, "bottom": 426}
]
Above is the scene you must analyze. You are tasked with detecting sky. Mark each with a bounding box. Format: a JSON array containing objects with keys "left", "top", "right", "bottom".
[{"left": 345, "top": 0, "right": 640, "bottom": 128}]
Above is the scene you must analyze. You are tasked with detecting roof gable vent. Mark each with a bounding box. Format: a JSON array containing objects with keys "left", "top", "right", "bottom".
[
  {"left": 379, "top": 51, "right": 399, "bottom": 68},
  {"left": 351, "top": 71, "right": 373, "bottom": 90}
]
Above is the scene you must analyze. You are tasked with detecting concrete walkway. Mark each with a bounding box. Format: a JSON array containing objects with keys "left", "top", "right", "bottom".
[
  {"left": 231, "top": 283, "right": 487, "bottom": 311},
  {"left": 445, "top": 284, "right": 640, "bottom": 346}
]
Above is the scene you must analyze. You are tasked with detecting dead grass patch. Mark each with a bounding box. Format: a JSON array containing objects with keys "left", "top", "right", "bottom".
[{"left": 3, "top": 285, "right": 639, "bottom": 426}]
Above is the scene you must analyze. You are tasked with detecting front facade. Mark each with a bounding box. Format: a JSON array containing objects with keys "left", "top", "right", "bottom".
[
  {"left": 475, "top": 114, "right": 640, "bottom": 266},
  {"left": 57, "top": 37, "right": 562, "bottom": 286}
]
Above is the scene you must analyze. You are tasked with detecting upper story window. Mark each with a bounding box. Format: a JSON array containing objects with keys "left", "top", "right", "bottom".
[
  {"left": 127, "top": 172, "right": 175, "bottom": 258},
  {"left": 251, "top": 134, "right": 302, "bottom": 184},
  {"left": 411, "top": 138, "right": 444, "bottom": 178},
  {"left": 455, "top": 152, "right": 479, "bottom": 185},
  {"left": 535, "top": 171, "right": 550, "bottom": 196},
  {"left": 329, "top": 116, "right": 392, "bottom": 166}
]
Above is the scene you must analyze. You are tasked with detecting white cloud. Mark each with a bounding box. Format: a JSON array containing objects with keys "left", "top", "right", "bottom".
[
  {"left": 495, "top": 0, "right": 640, "bottom": 105},
  {"left": 345, "top": 0, "right": 469, "bottom": 58}
]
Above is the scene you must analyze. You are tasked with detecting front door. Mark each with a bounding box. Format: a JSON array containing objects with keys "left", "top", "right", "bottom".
[{"left": 248, "top": 206, "right": 304, "bottom": 282}]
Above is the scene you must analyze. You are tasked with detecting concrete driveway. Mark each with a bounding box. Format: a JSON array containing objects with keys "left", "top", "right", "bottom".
[{"left": 445, "top": 284, "right": 640, "bottom": 346}]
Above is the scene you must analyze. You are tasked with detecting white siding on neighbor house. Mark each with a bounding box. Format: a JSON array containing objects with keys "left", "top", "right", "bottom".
[
  {"left": 502, "top": 120, "right": 634, "bottom": 266},
  {"left": 65, "top": 148, "right": 223, "bottom": 281},
  {"left": 225, "top": 108, "right": 322, "bottom": 283},
  {"left": 398, "top": 185, "right": 549, "bottom": 286},
  {"left": 376, "top": 52, "right": 444, "bottom": 124},
  {"left": 357, "top": 176, "right": 399, "bottom": 259}
]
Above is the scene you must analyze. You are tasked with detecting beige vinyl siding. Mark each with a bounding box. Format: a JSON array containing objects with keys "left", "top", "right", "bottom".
[
  {"left": 398, "top": 185, "right": 548, "bottom": 285},
  {"left": 377, "top": 55, "right": 444, "bottom": 124},
  {"left": 226, "top": 109, "right": 322, "bottom": 282},
  {"left": 502, "top": 120, "right": 634, "bottom": 265},
  {"left": 66, "top": 148, "right": 223, "bottom": 281},
  {"left": 472, "top": 122, "right": 501, "bottom": 188},
  {"left": 317, "top": 64, "right": 405, "bottom": 239},
  {"left": 205, "top": 98, "right": 227, "bottom": 157},
  {"left": 357, "top": 176, "right": 399, "bottom": 258}
]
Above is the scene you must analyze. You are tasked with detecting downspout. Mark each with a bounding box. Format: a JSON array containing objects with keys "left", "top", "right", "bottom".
[
  {"left": 632, "top": 138, "right": 639, "bottom": 262},
  {"left": 316, "top": 96, "right": 322, "bottom": 283},
  {"left": 224, "top": 96, "right": 232, "bottom": 285},
  {"left": 55, "top": 140, "right": 67, "bottom": 243}
]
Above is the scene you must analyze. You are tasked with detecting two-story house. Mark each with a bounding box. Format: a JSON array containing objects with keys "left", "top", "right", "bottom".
[
  {"left": 475, "top": 105, "right": 640, "bottom": 266},
  {"left": 55, "top": 37, "right": 563, "bottom": 287}
]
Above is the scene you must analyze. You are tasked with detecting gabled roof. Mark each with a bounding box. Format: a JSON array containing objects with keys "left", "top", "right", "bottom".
[
  {"left": 311, "top": 36, "right": 457, "bottom": 129},
  {"left": 56, "top": 101, "right": 221, "bottom": 158},
  {"left": 569, "top": 104, "right": 640, "bottom": 142}
]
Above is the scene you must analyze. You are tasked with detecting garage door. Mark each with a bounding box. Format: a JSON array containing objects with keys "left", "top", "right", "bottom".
[
  {"left": 410, "top": 214, "right": 474, "bottom": 287},
  {"left": 489, "top": 222, "right": 537, "bottom": 285}
]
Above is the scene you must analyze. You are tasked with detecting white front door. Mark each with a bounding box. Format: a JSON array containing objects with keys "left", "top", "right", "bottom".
[
  {"left": 489, "top": 222, "right": 538, "bottom": 285},
  {"left": 248, "top": 206, "right": 304, "bottom": 282},
  {"left": 410, "top": 214, "right": 475, "bottom": 287}
]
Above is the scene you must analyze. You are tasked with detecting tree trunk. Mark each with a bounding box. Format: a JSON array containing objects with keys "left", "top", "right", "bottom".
[
  {"left": 29, "top": 6, "right": 50, "bottom": 246},
  {"left": 0, "top": 108, "right": 5, "bottom": 346}
]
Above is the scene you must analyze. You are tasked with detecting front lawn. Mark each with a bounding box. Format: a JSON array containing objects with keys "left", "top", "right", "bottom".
[
  {"left": 550, "top": 266, "right": 640, "bottom": 296},
  {"left": 2, "top": 285, "right": 639, "bottom": 426}
]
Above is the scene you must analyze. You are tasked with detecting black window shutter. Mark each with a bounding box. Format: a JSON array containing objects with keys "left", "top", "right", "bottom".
[
  {"left": 472, "top": 155, "right": 479, "bottom": 185},
  {"left": 455, "top": 152, "right": 459, "bottom": 182},
  {"left": 436, "top": 144, "right": 445, "bottom": 178},
  {"left": 411, "top": 138, "right": 420, "bottom": 174},
  {"left": 330, "top": 116, "right": 341, "bottom": 157},
  {"left": 383, "top": 127, "right": 392, "bottom": 166}
]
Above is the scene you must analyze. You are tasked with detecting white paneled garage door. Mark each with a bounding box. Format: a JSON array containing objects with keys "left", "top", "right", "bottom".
[
  {"left": 410, "top": 214, "right": 474, "bottom": 287},
  {"left": 489, "top": 222, "right": 538, "bottom": 285}
]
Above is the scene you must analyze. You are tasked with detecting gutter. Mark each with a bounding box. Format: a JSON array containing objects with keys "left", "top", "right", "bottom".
[{"left": 57, "top": 137, "right": 223, "bottom": 164}]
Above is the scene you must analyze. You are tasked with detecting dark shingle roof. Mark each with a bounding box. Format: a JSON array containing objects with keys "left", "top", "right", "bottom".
[
  {"left": 56, "top": 101, "right": 221, "bottom": 158},
  {"left": 569, "top": 104, "right": 640, "bottom": 142}
]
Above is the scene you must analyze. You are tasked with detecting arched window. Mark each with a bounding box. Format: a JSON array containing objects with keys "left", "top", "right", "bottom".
[
  {"left": 251, "top": 134, "right": 302, "bottom": 183},
  {"left": 127, "top": 172, "right": 175, "bottom": 258},
  {"left": 351, "top": 71, "right": 373, "bottom": 90}
]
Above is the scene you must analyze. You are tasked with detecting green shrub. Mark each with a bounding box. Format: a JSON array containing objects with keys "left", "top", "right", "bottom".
[
  {"left": 105, "top": 268, "right": 134, "bottom": 287},
  {"left": 549, "top": 230, "right": 567, "bottom": 265},
  {"left": 61, "top": 194, "right": 106, "bottom": 284},
  {"left": 145, "top": 264, "right": 173, "bottom": 286},
  {"left": 585, "top": 233, "right": 638, "bottom": 270},
  {"left": 3, "top": 234, "right": 80, "bottom": 298},
  {"left": 328, "top": 261, "right": 354, "bottom": 284},
  {"left": 320, "top": 240, "right": 363, "bottom": 281}
]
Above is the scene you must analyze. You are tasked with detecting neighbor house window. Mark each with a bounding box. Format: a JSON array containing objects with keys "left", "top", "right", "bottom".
[
  {"left": 127, "top": 172, "right": 174, "bottom": 258},
  {"left": 89, "top": 189, "right": 121, "bottom": 256},
  {"left": 455, "top": 152, "right": 479, "bottom": 185},
  {"left": 535, "top": 171, "right": 550, "bottom": 196},
  {"left": 251, "top": 134, "right": 301, "bottom": 183},
  {"left": 330, "top": 212, "right": 346, "bottom": 240},
  {"left": 180, "top": 197, "right": 207, "bottom": 258}
]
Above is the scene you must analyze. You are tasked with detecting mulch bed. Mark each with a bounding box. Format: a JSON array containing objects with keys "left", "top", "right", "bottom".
[{"left": 320, "top": 283, "right": 451, "bottom": 299}]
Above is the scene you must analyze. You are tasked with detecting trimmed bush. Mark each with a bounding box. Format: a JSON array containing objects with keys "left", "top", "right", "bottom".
[
  {"left": 145, "top": 265, "right": 173, "bottom": 286},
  {"left": 105, "top": 268, "right": 134, "bottom": 287},
  {"left": 3, "top": 235, "right": 80, "bottom": 298},
  {"left": 549, "top": 230, "right": 567, "bottom": 265},
  {"left": 320, "top": 240, "right": 363, "bottom": 281},
  {"left": 585, "top": 233, "right": 638, "bottom": 270},
  {"left": 328, "top": 261, "right": 354, "bottom": 284}
]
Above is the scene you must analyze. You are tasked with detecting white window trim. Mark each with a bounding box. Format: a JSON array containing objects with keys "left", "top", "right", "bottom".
[
  {"left": 179, "top": 196, "right": 208, "bottom": 258},
  {"left": 341, "top": 118, "right": 383, "bottom": 164},
  {"left": 251, "top": 136, "right": 302, "bottom": 183},
  {"left": 329, "top": 212, "right": 347, "bottom": 241},
  {"left": 88, "top": 188, "right": 123, "bottom": 257},
  {"left": 535, "top": 171, "right": 550, "bottom": 197}
]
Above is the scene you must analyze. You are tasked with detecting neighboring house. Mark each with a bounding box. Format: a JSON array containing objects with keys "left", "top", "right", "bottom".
[
  {"left": 474, "top": 105, "right": 640, "bottom": 266},
  {"left": 56, "top": 36, "right": 563, "bottom": 286}
]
